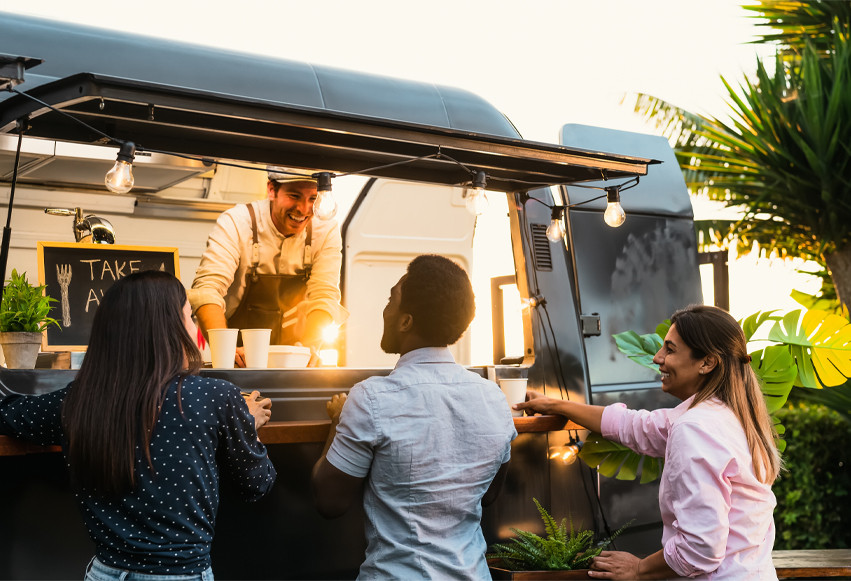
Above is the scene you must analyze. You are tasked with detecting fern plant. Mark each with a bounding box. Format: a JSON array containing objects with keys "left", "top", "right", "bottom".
[{"left": 487, "top": 498, "right": 627, "bottom": 571}]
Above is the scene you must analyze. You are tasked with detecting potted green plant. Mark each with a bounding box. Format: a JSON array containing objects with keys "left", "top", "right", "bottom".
[
  {"left": 487, "top": 498, "right": 628, "bottom": 580},
  {"left": 0, "top": 269, "right": 60, "bottom": 369}
]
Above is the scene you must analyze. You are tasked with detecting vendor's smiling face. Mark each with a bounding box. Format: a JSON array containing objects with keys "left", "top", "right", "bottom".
[{"left": 268, "top": 180, "right": 317, "bottom": 237}]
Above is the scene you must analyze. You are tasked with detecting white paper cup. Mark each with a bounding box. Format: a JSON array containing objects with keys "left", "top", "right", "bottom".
[
  {"left": 208, "top": 328, "right": 238, "bottom": 369},
  {"left": 499, "top": 378, "right": 528, "bottom": 417},
  {"left": 241, "top": 328, "right": 272, "bottom": 369}
]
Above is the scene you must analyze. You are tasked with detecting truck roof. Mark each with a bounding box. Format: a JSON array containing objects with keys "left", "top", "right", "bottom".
[{"left": 0, "top": 12, "right": 657, "bottom": 192}]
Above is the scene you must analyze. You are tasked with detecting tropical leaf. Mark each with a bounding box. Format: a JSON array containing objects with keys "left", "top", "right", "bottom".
[
  {"left": 750, "top": 345, "right": 798, "bottom": 413},
  {"left": 612, "top": 330, "right": 662, "bottom": 371},
  {"left": 740, "top": 310, "right": 781, "bottom": 342},
  {"left": 578, "top": 432, "right": 663, "bottom": 483},
  {"left": 767, "top": 309, "right": 851, "bottom": 388}
]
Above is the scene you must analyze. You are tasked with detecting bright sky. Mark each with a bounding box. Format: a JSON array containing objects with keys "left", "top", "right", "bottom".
[{"left": 4, "top": 0, "right": 819, "bottom": 321}]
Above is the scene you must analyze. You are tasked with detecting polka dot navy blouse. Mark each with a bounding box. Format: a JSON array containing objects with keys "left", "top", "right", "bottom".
[{"left": 0, "top": 375, "right": 276, "bottom": 574}]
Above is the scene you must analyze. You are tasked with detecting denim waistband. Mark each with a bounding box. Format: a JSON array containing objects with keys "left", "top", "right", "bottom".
[{"left": 85, "top": 557, "right": 214, "bottom": 581}]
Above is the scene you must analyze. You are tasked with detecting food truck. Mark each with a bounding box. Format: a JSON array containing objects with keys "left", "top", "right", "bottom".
[{"left": 0, "top": 13, "right": 702, "bottom": 579}]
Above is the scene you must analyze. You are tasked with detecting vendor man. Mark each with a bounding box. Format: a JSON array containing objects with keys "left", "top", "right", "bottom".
[{"left": 189, "top": 166, "right": 347, "bottom": 366}]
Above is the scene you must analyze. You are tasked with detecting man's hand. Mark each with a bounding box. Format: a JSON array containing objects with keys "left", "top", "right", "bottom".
[
  {"left": 244, "top": 390, "right": 272, "bottom": 430},
  {"left": 235, "top": 346, "right": 246, "bottom": 368},
  {"left": 326, "top": 393, "right": 347, "bottom": 423}
]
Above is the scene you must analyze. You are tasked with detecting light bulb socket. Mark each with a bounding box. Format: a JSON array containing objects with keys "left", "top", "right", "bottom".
[
  {"left": 116, "top": 141, "right": 136, "bottom": 163},
  {"left": 313, "top": 171, "right": 333, "bottom": 193},
  {"left": 472, "top": 170, "right": 487, "bottom": 191},
  {"left": 550, "top": 206, "right": 565, "bottom": 220},
  {"left": 606, "top": 187, "right": 620, "bottom": 204}
]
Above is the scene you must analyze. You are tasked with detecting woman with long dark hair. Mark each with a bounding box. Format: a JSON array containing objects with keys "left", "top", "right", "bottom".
[
  {"left": 0, "top": 270, "right": 276, "bottom": 580},
  {"left": 515, "top": 304, "right": 780, "bottom": 580}
]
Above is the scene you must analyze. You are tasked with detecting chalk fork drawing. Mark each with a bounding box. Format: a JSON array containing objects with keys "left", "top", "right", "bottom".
[{"left": 57, "top": 263, "right": 72, "bottom": 327}]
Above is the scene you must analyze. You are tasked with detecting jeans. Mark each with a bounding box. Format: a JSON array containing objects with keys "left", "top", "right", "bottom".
[{"left": 84, "top": 557, "right": 214, "bottom": 581}]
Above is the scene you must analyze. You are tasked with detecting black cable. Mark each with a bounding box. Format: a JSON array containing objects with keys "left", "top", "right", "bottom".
[{"left": 9, "top": 87, "right": 119, "bottom": 145}]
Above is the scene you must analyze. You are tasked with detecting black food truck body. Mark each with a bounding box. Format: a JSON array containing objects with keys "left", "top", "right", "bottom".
[{"left": 0, "top": 13, "right": 701, "bottom": 579}]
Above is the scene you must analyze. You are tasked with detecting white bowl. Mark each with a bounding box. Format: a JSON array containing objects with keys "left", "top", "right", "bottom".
[{"left": 267, "top": 345, "right": 311, "bottom": 368}]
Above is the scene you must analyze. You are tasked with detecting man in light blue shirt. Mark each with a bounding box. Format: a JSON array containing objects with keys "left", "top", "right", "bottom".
[{"left": 311, "top": 254, "right": 517, "bottom": 579}]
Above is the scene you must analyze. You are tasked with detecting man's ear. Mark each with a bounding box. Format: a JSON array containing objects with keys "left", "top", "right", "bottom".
[
  {"left": 399, "top": 313, "right": 414, "bottom": 334},
  {"left": 267, "top": 181, "right": 277, "bottom": 199}
]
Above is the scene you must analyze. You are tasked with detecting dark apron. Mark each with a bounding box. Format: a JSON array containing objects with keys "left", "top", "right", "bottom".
[{"left": 226, "top": 203, "right": 312, "bottom": 345}]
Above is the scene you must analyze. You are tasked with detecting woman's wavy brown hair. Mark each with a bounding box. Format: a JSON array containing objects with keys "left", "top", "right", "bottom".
[
  {"left": 671, "top": 304, "right": 780, "bottom": 484},
  {"left": 61, "top": 270, "right": 202, "bottom": 497}
]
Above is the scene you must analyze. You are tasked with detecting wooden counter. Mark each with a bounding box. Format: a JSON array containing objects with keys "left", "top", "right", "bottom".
[
  {"left": 773, "top": 549, "right": 851, "bottom": 578},
  {"left": 0, "top": 415, "right": 579, "bottom": 456}
]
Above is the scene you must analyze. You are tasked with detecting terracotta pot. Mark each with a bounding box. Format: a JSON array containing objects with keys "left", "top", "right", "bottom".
[
  {"left": 0, "top": 331, "right": 43, "bottom": 369},
  {"left": 489, "top": 566, "right": 593, "bottom": 580}
]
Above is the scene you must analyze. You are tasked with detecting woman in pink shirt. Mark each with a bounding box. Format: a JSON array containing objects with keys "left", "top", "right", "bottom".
[{"left": 515, "top": 305, "right": 781, "bottom": 580}]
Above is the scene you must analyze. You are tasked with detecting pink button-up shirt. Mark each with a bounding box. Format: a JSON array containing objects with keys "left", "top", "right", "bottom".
[{"left": 601, "top": 396, "right": 777, "bottom": 580}]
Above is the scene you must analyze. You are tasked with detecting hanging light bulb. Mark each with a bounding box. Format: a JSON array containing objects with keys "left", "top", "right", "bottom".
[
  {"left": 546, "top": 206, "right": 566, "bottom": 242},
  {"left": 603, "top": 186, "right": 626, "bottom": 227},
  {"left": 548, "top": 439, "right": 582, "bottom": 465},
  {"left": 104, "top": 141, "right": 136, "bottom": 194},
  {"left": 465, "top": 170, "right": 489, "bottom": 216},
  {"left": 312, "top": 172, "right": 338, "bottom": 220}
]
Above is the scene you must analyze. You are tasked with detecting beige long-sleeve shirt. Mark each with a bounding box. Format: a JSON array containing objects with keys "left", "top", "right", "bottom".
[{"left": 188, "top": 199, "right": 348, "bottom": 325}]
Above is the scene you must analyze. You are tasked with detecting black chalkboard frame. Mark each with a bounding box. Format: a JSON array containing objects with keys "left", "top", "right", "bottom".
[{"left": 37, "top": 242, "right": 180, "bottom": 351}]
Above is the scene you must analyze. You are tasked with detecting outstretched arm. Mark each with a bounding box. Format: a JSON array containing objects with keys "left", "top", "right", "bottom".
[{"left": 513, "top": 390, "right": 605, "bottom": 433}]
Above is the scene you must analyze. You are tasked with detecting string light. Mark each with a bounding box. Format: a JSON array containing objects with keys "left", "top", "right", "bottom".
[
  {"left": 546, "top": 206, "right": 566, "bottom": 242},
  {"left": 548, "top": 436, "right": 582, "bottom": 465},
  {"left": 312, "top": 172, "right": 338, "bottom": 220},
  {"left": 604, "top": 186, "right": 626, "bottom": 228},
  {"left": 465, "top": 170, "right": 489, "bottom": 216},
  {"left": 104, "top": 141, "right": 136, "bottom": 194}
]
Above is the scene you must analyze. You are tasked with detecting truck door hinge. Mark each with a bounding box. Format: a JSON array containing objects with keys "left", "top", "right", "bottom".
[{"left": 581, "top": 313, "right": 601, "bottom": 337}]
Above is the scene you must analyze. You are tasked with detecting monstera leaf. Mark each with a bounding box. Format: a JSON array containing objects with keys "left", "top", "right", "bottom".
[
  {"left": 750, "top": 345, "right": 797, "bottom": 413},
  {"left": 767, "top": 309, "right": 851, "bottom": 389},
  {"left": 613, "top": 332, "right": 662, "bottom": 371},
  {"left": 579, "top": 433, "right": 663, "bottom": 484}
]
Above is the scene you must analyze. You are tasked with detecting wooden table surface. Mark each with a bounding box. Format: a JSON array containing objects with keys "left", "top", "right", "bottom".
[
  {"left": 773, "top": 549, "right": 851, "bottom": 578},
  {"left": 0, "top": 414, "right": 579, "bottom": 456}
]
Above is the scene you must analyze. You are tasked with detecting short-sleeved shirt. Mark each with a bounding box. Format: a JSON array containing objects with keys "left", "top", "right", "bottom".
[
  {"left": 602, "top": 396, "right": 777, "bottom": 580},
  {"left": 0, "top": 375, "right": 276, "bottom": 574},
  {"left": 327, "top": 346, "right": 517, "bottom": 580}
]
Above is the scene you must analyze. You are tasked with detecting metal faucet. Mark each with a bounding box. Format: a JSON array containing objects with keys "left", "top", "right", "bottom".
[{"left": 44, "top": 207, "right": 116, "bottom": 244}]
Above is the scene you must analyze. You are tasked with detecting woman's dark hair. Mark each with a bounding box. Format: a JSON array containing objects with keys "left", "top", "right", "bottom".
[
  {"left": 61, "top": 270, "right": 202, "bottom": 497},
  {"left": 400, "top": 254, "right": 475, "bottom": 346},
  {"left": 670, "top": 304, "right": 780, "bottom": 483}
]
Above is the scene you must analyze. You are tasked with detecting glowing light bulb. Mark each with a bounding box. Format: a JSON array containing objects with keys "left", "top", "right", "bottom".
[
  {"left": 465, "top": 189, "right": 488, "bottom": 215},
  {"left": 313, "top": 172, "right": 337, "bottom": 220},
  {"left": 465, "top": 171, "right": 489, "bottom": 216},
  {"left": 604, "top": 188, "right": 626, "bottom": 227},
  {"left": 104, "top": 142, "right": 136, "bottom": 194},
  {"left": 314, "top": 190, "right": 338, "bottom": 220},
  {"left": 548, "top": 441, "right": 581, "bottom": 465},
  {"left": 546, "top": 218, "right": 566, "bottom": 242},
  {"left": 546, "top": 206, "right": 566, "bottom": 241}
]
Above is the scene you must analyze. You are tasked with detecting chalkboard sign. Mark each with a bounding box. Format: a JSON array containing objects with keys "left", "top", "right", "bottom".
[{"left": 37, "top": 242, "right": 180, "bottom": 351}]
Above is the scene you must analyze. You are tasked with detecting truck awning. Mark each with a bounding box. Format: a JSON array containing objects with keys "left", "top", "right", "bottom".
[{"left": 0, "top": 73, "right": 657, "bottom": 193}]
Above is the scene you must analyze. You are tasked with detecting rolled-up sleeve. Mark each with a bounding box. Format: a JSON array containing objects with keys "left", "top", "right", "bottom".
[
  {"left": 326, "top": 384, "right": 377, "bottom": 477},
  {"left": 662, "top": 421, "right": 731, "bottom": 577},
  {"left": 601, "top": 403, "right": 670, "bottom": 458},
  {"left": 189, "top": 210, "right": 243, "bottom": 313},
  {"left": 305, "top": 220, "right": 348, "bottom": 325}
]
